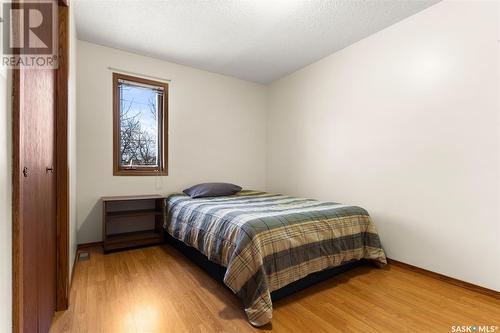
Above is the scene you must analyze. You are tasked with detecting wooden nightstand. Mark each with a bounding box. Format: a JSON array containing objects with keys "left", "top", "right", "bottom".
[{"left": 102, "top": 194, "right": 165, "bottom": 252}]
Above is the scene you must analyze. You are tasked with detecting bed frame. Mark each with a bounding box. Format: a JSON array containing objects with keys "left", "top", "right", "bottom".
[{"left": 164, "top": 232, "right": 365, "bottom": 302}]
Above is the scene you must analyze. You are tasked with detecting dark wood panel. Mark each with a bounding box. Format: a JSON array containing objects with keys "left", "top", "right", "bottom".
[
  {"left": 12, "top": 67, "right": 22, "bottom": 333},
  {"left": 104, "top": 230, "right": 163, "bottom": 251},
  {"left": 106, "top": 230, "right": 161, "bottom": 241},
  {"left": 56, "top": 2, "right": 69, "bottom": 312},
  {"left": 19, "top": 70, "right": 46, "bottom": 333},
  {"left": 35, "top": 69, "right": 57, "bottom": 333},
  {"left": 76, "top": 241, "right": 104, "bottom": 250},
  {"left": 102, "top": 196, "right": 165, "bottom": 252},
  {"left": 106, "top": 209, "right": 162, "bottom": 218},
  {"left": 20, "top": 67, "right": 57, "bottom": 333}
]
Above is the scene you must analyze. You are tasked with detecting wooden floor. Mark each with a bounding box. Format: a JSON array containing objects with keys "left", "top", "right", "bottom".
[{"left": 51, "top": 245, "right": 500, "bottom": 333}]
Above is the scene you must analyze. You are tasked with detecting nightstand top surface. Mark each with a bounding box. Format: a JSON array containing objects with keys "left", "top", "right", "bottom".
[{"left": 101, "top": 194, "right": 165, "bottom": 202}]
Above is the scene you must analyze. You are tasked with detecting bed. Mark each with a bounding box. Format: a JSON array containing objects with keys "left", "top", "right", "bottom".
[{"left": 164, "top": 190, "right": 387, "bottom": 326}]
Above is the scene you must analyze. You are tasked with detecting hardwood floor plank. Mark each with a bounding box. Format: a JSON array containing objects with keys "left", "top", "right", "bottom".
[{"left": 50, "top": 245, "right": 500, "bottom": 332}]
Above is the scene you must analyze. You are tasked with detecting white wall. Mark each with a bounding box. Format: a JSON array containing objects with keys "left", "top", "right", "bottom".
[
  {"left": 76, "top": 41, "right": 267, "bottom": 244},
  {"left": 267, "top": 1, "right": 500, "bottom": 291},
  {"left": 0, "top": 71, "right": 12, "bottom": 333},
  {"left": 69, "top": 3, "right": 78, "bottom": 278}
]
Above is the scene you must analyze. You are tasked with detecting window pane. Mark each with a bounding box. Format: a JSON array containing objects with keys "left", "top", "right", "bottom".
[{"left": 119, "top": 83, "right": 160, "bottom": 168}]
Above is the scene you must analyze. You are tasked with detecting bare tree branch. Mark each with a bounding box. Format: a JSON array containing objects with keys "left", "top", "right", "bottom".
[{"left": 119, "top": 93, "right": 158, "bottom": 167}]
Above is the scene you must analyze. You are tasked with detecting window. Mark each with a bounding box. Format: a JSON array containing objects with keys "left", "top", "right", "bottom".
[{"left": 113, "top": 73, "right": 168, "bottom": 175}]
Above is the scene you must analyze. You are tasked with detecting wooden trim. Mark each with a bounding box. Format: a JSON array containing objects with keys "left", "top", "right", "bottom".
[
  {"left": 12, "top": 67, "right": 23, "bottom": 333},
  {"left": 68, "top": 244, "right": 78, "bottom": 305},
  {"left": 68, "top": 253, "right": 76, "bottom": 303},
  {"left": 55, "top": 2, "right": 69, "bottom": 311},
  {"left": 77, "top": 241, "right": 104, "bottom": 250},
  {"left": 387, "top": 258, "right": 500, "bottom": 299},
  {"left": 112, "top": 72, "right": 169, "bottom": 176}
]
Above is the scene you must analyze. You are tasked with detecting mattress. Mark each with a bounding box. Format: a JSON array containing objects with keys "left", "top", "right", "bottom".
[{"left": 164, "top": 190, "right": 387, "bottom": 326}]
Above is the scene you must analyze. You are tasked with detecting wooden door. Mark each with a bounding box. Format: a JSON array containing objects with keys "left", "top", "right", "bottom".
[
  {"left": 12, "top": 1, "right": 69, "bottom": 332},
  {"left": 18, "top": 68, "right": 57, "bottom": 332}
]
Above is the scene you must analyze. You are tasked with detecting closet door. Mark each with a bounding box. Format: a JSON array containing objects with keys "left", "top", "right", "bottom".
[
  {"left": 12, "top": 1, "right": 66, "bottom": 331},
  {"left": 18, "top": 68, "right": 57, "bottom": 333}
]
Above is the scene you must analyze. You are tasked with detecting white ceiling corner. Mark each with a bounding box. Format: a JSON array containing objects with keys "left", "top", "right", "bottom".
[{"left": 74, "top": 0, "right": 441, "bottom": 84}]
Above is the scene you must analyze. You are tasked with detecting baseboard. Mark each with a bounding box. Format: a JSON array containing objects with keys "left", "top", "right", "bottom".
[
  {"left": 77, "top": 241, "right": 103, "bottom": 250},
  {"left": 387, "top": 258, "right": 499, "bottom": 299},
  {"left": 67, "top": 247, "right": 78, "bottom": 306}
]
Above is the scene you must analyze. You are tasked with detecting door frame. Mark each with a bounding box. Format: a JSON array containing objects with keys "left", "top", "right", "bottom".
[{"left": 12, "top": 1, "right": 70, "bottom": 332}]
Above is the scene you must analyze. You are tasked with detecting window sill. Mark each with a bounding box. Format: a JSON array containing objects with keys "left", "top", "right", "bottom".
[{"left": 113, "top": 169, "right": 168, "bottom": 176}]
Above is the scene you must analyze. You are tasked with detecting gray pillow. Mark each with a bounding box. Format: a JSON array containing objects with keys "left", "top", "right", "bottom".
[{"left": 183, "top": 182, "right": 242, "bottom": 198}]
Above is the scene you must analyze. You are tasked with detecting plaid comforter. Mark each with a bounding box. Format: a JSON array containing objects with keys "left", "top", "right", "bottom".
[{"left": 164, "top": 191, "right": 387, "bottom": 326}]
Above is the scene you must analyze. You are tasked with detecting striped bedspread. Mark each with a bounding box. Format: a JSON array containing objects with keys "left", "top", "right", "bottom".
[{"left": 164, "top": 190, "right": 387, "bottom": 326}]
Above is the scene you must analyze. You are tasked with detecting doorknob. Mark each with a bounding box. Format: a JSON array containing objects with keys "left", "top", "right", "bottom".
[
  {"left": 23, "top": 167, "right": 28, "bottom": 177},
  {"left": 46, "top": 166, "right": 54, "bottom": 173}
]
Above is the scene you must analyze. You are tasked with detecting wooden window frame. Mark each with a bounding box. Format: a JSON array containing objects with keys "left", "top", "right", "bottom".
[{"left": 112, "top": 73, "right": 169, "bottom": 176}]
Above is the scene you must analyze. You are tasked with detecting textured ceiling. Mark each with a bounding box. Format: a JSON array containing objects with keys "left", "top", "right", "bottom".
[{"left": 74, "top": 0, "right": 440, "bottom": 84}]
